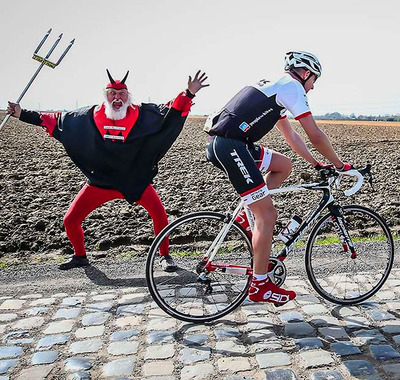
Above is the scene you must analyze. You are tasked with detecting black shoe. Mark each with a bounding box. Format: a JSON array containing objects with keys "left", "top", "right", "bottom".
[
  {"left": 59, "top": 255, "right": 90, "bottom": 270},
  {"left": 160, "top": 255, "right": 177, "bottom": 272}
]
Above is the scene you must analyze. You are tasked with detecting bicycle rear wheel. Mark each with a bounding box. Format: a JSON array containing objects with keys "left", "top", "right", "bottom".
[
  {"left": 306, "top": 205, "right": 394, "bottom": 304},
  {"left": 146, "top": 211, "right": 253, "bottom": 323}
]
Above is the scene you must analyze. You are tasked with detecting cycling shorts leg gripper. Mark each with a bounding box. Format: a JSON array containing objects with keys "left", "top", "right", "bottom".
[
  {"left": 248, "top": 145, "right": 274, "bottom": 172},
  {"left": 207, "top": 136, "right": 269, "bottom": 205}
]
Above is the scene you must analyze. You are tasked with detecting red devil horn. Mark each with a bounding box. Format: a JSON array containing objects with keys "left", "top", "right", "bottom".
[
  {"left": 106, "top": 69, "right": 115, "bottom": 84},
  {"left": 121, "top": 70, "right": 129, "bottom": 84}
]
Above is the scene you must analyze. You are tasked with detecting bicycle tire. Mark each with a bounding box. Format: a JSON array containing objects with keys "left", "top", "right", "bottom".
[
  {"left": 146, "top": 211, "right": 253, "bottom": 323},
  {"left": 305, "top": 205, "right": 394, "bottom": 305}
]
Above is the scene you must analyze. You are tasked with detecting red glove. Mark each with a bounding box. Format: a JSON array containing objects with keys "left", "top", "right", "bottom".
[
  {"left": 336, "top": 163, "right": 354, "bottom": 171},
  {"left": 314, "top": 162, "right": 334, "bottom": 171}
]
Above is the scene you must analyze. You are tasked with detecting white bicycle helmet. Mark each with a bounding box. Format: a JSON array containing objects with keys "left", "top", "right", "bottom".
[{"left": 284, "top": 51, "right": 322, "bottom": 77}]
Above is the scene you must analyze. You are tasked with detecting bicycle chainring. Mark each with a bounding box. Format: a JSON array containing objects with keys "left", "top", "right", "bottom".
[{"left": 268, "top": 257, "right": 287, "bottom": 287}]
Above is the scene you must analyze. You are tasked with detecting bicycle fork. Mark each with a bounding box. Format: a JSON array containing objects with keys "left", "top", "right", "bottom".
[{"left": 329, "top": 205, "right": 357, "bottom": 259}]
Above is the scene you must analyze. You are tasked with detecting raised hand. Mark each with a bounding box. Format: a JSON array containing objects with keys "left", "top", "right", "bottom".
[{"left": 187, "top": 70, "right": 209, "bottom": 95}]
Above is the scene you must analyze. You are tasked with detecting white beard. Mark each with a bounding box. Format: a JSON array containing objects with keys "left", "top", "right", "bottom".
[{"left": 104, "top": 96, "right": 132, "bottom": 120}]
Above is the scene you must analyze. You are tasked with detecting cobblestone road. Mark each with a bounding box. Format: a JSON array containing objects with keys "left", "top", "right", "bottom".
[{"left": 1, "top": 268, "right": 400, "bottom": 379}]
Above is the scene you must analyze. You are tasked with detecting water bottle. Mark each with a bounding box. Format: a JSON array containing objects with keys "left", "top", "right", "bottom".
[{"left": 278, "top": 215, "right": 302, "bottom": 243}]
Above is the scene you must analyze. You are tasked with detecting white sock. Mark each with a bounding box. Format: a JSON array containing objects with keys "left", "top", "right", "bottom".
[{"left": 253, "top": 273, "right": 268, "bottom": 281}]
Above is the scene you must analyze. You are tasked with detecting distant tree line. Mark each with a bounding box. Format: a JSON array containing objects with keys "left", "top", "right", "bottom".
[{"left": 314, "top": 112, "right": 400, "bottom": 122}]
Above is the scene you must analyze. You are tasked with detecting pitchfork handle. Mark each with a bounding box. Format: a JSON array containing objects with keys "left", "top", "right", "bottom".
[{"left": 0, "top": 63, "right": 45, "bottom": 132}]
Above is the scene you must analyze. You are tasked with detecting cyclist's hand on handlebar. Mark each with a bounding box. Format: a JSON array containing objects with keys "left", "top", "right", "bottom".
[
  {"left": 314, "top": 162, "right": 334, "bottom": 171},
  {"left": 335, "top": 162, "right": 354, "bottom": 171}
]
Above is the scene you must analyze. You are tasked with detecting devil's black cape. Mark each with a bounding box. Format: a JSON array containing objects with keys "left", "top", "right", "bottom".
[{"left": 20, "top": 104, "right": 186, "bottom": 203}]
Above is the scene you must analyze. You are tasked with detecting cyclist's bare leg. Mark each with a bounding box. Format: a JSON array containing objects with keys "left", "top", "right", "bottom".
[
  {"left": 247, "top": 195, "right": 277, "bottom": 275},
  {"left": 247, "top": 185, "right": 296, "bottom": 304},
  {"left": 264, "top": 152, "right": 292, "bottom": 189}
]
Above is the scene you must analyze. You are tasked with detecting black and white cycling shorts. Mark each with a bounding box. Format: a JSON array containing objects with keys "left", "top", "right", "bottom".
[{"left": 206, "top": 136, "right": 273, "bottom": 205}]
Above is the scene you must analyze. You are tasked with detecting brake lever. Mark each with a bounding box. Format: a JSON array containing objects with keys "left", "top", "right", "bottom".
[
  {"left": 367, "top": 171, "right": 374, "bottom": 191},
  {"left": 358, "top": 164, "right": 374, "bottom": 191}
]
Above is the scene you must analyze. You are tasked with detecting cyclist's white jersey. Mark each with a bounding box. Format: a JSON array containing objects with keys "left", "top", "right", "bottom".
[{"left": 206, "top": 74, "right": 311, "bottom": 143}]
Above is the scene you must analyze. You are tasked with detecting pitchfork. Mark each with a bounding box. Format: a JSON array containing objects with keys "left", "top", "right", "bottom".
[{"left": 0, "top": 28, "right": 75, "bottom": 132}]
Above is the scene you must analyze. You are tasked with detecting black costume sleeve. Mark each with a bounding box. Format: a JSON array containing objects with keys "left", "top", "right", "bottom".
[{"left": 19, "top": 109, "right": 43, "bottom": 126}]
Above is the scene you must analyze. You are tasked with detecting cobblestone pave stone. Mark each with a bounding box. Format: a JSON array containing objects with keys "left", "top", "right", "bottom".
[
  {"left": 11, "top": 316, "right": 45, "bottom": 330},
  {"left": 31, "top": 350, "right": 59, "bottom": 365},
  {"left": 65, "top": 357, "right": 93, "bottom": 372},
  {"left": 381, "top": 363, "right": 400, "bottom": 379},
  {"left": 331, "top": 341, "right": 362, "bottom": 356},
  {"left": 1, "top": 269, "right": 400, "bottom": 378},
  {"left": 284, "top": 322, "right": 315, "bottom": 337},
  {"left": 108, "top": 341, "right": 139, "bottom": 356},
  {"left": 15, "top": 364, "right": 54, "bottom": 379},
  {"left": 299, "top": 349, "right": 335, "bottom": 369},
  {"left": 43, "top": 320, "right": 75, "bottom": 334},
  {"left": 142, "top": 360, "right": 174, "bottom": 376},
  {"left": 369, "top": 344, "right": 400, "bottom": 360},
  {"left": 0, "top": 315, "right": 17, "bottom": 322},
  {"left": 295, "top": 337, "right": 324, "bottom": 349},
  {"left": 215, "top": 340, "right": 247, "bottom": 355},
  {"left": 256, "top": 352, "right": 291, "bottom": 368},
  {"left": 36, "top": 335, "right": 69, "bottom": 349},
  {"left": 85, "top": 302, "right": 113, "bottom": 312},
  {"left": 53, "top": 308, "right": 81, "bottom": 319},
  {"left": 81, "top": 312, "right": 110, "bottom": 326},
  {"left": 0, "top": 347, "right": 23, "bottom": 359},
  {"left": 180, "top": 347, "right": 211, "bottom": 364},
  {"left": 144, "top": 344, "right": 174, "bottom": 359},
  {"left": 181, "top": 363, "right": 214, "bottom": 380},
  {"left": 265, "top": 369, "right": 298, "bottom": 380},
  {"left": 217, "top": 357, "right": 252, "bottom": 372},
  {"left": 75, "top": 325, "right": 105, "bottom": 338},
  {"left": 69, "top": 340, "right": 103, "bottom": 354},
  {"left": 311, "top": 370, "right": 344, "bottom": 380},
  {"left": 102, "top": 357, "right": 135, "bottom": 377},
  {"left": 110, "top": 329, "right": 138, "bottom": 341},
  {"left": 343, "top": 360, "right": 378, "bottom": 377},
  {"left": 183, "top": 333, "right": 209, "bottom": 346}
]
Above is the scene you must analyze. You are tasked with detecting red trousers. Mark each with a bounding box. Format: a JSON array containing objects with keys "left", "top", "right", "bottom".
[{"left": 63, "top": 184, "right": 169, "bottom": 256}]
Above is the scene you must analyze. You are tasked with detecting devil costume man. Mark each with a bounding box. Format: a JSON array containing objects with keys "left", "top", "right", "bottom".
[{"left": 8, "top": 70, "right": 209, "bottom": 270}]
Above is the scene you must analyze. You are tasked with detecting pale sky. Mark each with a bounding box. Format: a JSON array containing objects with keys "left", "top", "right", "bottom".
[{"left": 1, "top": 0, "right": 399, "bottom": 116}]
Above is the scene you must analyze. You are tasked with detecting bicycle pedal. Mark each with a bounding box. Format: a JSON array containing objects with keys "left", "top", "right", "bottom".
[
  {"left": 197, "top": 273, "right": 211, "bottom": 284},
  {"left": 271, "top": 301, "right": 292, "bottom": 308}
]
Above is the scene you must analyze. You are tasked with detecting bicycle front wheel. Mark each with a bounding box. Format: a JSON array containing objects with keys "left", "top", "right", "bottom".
[
  {"left": 306, "top": 205, "right": 394, "bottom": 305},
  {"left": 146, "top": 211, "right": 253, "bottom": 323}
]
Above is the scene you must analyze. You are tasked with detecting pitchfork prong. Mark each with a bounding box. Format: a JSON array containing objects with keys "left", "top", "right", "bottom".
[
  {"left": 43, "top": 33, "right": 63, "bottom": 60},
  {"left": 54, "top": 38, "right": 75, "bottom": 66},
  {"left": 33, "top": 32, "right": 75, "bottom": 68},
  {"left": 33, "top": 28, "right": 52, "bottom": 55}
]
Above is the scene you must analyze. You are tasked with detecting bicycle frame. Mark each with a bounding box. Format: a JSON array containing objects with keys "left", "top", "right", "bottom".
[{"left": 203, "top": 172, "right": 361, "bottom": 274}]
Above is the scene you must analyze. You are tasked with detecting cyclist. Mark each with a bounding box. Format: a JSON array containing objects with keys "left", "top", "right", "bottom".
[
  {"left": 205, "top": 51, "right": 351, "bottom": 305},
  {"left": 7, "top": 70, "right": 209, "bottom": 271}
]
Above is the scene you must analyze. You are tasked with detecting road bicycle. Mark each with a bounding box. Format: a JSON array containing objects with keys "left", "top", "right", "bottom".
[{"left": 146, "top": 165, "right": 394, "bottom": 322}]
